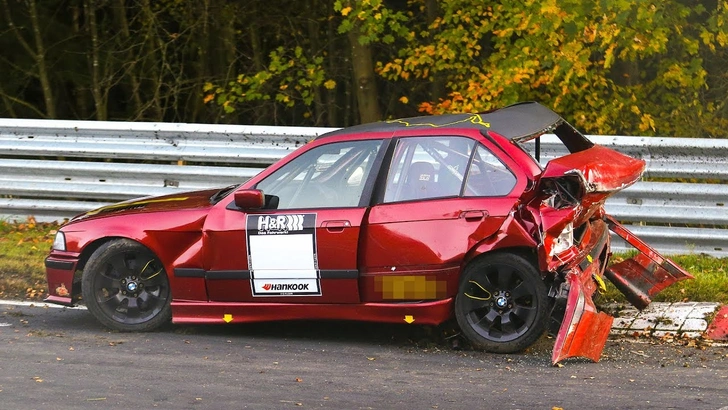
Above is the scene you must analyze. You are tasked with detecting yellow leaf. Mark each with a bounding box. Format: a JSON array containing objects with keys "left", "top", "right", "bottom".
[
  {"left": 203, "top": 94, "right": 214, "bottom": 104},
  {"left": 323, "top": 79, "right": 336, "bottom": 90},
  {"left": 341, "top": 6, "right": 352, "bottom": 16},
  {"left": 399, "top": 96, "right": 409, "bottom": 104}
]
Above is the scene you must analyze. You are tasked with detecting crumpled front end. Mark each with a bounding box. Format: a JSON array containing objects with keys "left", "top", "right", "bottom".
[
  {"left": 539, "top": 215, "right": 615, "bottom": 364},
  {"left": 523, "top": 143, "right": 692, "bottom": 364}
]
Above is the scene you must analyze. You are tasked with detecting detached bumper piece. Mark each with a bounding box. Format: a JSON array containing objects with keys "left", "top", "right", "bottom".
[
  {"left": 550, "top": 216, "right": 693, "bottom": 364},
  {"left": 44, "top": 256, "right": 78, "bottom": 306},
  {"left": 605, "top": 215, "right": 694, "bottom": 310},
  {"left": 552, "top": 271, "right": 613, "bottom": 364}
]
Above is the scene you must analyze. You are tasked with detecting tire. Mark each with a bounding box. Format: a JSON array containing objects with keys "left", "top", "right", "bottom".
[
  {"left": 82, "top": 239, "right": 171, "bottom": 332},
  {"left": 455, "top": 252, "right": 548, "bottom": 353}
]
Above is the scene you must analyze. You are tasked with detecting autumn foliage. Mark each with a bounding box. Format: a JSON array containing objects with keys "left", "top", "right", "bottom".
[
  {"left": 0, "top": 0, "right": 726, "bottom": 137},
  {"left": 204, "top": 0, "right": 728, "bottom": 137}
]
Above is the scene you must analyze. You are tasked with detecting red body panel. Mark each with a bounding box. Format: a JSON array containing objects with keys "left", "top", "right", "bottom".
[
  {"left": 605, "top": 215, "right": 694, "bottom": 309},
  {"left": 171, "top": 299, "right": 453, "bottom": 326},
  {"left": 541, "top": 145, "right": 645, "bottom": 193},
  {"left": 552, "top": 271, "right": 614, "bottom": 364}
]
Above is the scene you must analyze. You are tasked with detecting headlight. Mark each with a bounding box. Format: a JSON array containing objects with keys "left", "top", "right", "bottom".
[
  {"left": 52, "top": 231, "right": 66, "bottom": 251},
  {"left": 550, "top": 222, "right": 574, "bottom": 255}
]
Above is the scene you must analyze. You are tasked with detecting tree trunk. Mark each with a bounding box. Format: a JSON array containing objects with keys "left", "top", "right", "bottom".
[
  {"left": 84, "top": 0, "right": 107, "bottom": 120},
  {"left": 27, "top": 0, "right": 55, "bottom": 118},
  {"left": 2, "top": 0, "right": 56, "bottom": 118},
  {"left": 139, "top": 0, "right": 164, "bottom": 120},
  {"left": 347, "top": 26, "right": 381, "bottom": 124},
  {"left": 113, "top": 0, "right": 144, "bottom": 119}
]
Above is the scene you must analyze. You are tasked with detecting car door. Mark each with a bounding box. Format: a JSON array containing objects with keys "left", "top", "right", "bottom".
[
  {"left": 359, "top": 135, "right": 527, "bottom": 303},
  {"left": 203, "top": 138, "right": 386, "bottom": 303}
]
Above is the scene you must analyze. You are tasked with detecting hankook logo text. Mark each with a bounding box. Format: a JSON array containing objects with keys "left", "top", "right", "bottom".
[{"left": 261, "top": 283, "right": 310, "bottom": 291}]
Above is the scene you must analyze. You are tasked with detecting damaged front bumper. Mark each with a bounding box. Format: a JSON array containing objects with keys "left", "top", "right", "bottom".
[
  {"left": 44, "top": 252, "right": 80, "bottom": 306},
  {"left": 550, "top": 216, "right": 693, "bottom": 364}
]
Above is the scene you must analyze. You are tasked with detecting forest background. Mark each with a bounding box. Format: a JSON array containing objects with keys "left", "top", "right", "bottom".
[{"left": 1, "top": 0, "right": 726, "bottom": 138}]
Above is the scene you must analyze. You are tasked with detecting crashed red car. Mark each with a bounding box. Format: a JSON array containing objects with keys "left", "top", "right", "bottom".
[{"left": 44, "top": 102, "right": 691, "bottom": 363}]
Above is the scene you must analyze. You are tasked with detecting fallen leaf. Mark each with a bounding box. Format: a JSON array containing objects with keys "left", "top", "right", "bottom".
[
  {"left": 367, "top": 357, "right": 376, "bottom": 361},
  {"left": 295, "top": 378, "right": 303, "bottom": 382},
  {"left": 32, "top": 377, "right": 43, "bottom": 383}
]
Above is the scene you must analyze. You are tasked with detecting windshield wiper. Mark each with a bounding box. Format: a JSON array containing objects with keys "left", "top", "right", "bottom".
[{"left": 209, "top": 184, "right": 239, "bottom": 204}]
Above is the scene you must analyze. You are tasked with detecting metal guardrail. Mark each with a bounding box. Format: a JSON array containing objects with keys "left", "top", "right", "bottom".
[{"left": 1, "top": 118, "right": 726, "bottom": 257}]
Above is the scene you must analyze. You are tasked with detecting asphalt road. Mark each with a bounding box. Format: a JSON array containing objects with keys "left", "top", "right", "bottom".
[{"left": 1, "top": 301, "right": 727, "bottom": 410}]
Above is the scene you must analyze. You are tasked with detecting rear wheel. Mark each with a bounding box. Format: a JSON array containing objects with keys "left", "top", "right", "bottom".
[
  {"left": 455, "top": 252, "right": 548, "bottom": 353},
  {"left": 82, "top": 239, "right": 171, "bottom": 332}
]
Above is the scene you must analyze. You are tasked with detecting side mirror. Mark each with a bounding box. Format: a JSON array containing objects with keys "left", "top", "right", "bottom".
[{"left": 234, "top": 189, "right": 265, "bottom": 210}]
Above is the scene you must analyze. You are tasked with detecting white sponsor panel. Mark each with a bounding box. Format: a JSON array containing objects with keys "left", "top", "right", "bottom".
[
  {"left": 247, "top": 213, "right": 321, "bottom": 296},
  {"left": 249, "top": 234, "right": 316, "bottom": 274}
]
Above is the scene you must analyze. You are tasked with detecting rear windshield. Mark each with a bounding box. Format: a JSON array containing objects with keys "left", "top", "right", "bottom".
[{"left": 514, "top": 122, "right": 594, "bottom": 168}]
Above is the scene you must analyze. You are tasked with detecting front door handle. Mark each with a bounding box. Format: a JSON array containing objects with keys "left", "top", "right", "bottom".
[
  {"left": 322, "top": 220, "right": 351, "bottom": 232},
  {"left": 459, "top": 210, "right": 487, "bottom": 221}
]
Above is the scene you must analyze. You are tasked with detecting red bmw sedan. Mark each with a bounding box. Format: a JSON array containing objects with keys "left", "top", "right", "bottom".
[{"left": 44, "top": 102, "right": 691, "bottom": 363}]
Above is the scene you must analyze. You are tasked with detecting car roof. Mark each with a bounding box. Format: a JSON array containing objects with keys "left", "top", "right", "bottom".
[{"left": 317, "top": 101, "right": 562, "bottom": 141}]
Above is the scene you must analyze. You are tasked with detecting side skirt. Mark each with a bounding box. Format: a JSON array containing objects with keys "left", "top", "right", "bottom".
[{"left": 170, "top": 298, "right": 453, "bottom": 326}]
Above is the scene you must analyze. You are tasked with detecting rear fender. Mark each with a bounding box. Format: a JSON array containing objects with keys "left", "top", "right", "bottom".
[{"left": 464, "top": 212, "right": 538, "bottom": 265}]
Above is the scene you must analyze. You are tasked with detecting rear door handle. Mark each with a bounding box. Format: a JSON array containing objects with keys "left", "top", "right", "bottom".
[
  {"left": 459, "top": 210, "right": 487, "bottom": 221},
  {"left": 322, "top": 220, "right": 351, "bottom": 232}
]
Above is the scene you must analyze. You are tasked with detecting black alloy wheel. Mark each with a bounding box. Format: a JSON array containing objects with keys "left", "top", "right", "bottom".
[
  {"left": 455, "top": 252, "right": 549, "bottom": 353},
  {"left": 82, "top": 239, "right": 171, "bottom": 332}
]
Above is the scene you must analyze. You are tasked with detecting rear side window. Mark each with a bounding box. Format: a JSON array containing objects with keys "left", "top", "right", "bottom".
[
  {"left": 383, "top": 136, "right": 474, "bottom": 202},
  {"left": 464, "top": 145, "right": 517, "bottom": 197}
]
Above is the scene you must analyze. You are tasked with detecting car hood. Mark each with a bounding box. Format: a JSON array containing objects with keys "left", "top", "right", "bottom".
[{"left": 71, "top": 188, "right": 222, "bottom": 222}]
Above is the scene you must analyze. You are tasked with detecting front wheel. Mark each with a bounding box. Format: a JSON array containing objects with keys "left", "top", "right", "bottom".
[
  {"left": 455, "top": 252, "right": 548, "bottom": 353},
  {"left": 82, "top": 239, "right": 171, "bottom": 332}
]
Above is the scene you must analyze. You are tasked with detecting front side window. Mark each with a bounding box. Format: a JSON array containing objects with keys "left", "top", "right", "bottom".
[
  {"left": 383, "top": 136, "right": 474, "bottom": 202},
  {"left": 256, "top": 139, "right": 383, "bottom": 209}
]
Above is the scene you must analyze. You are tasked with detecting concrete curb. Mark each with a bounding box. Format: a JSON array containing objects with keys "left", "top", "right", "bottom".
[{"left": 608, "top": 302, "right": 727, "bottom": 341}]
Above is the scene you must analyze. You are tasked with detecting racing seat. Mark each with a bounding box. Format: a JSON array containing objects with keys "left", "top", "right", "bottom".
[{"left": 400, "top": 161, "right": 438, "bottom": 201}]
